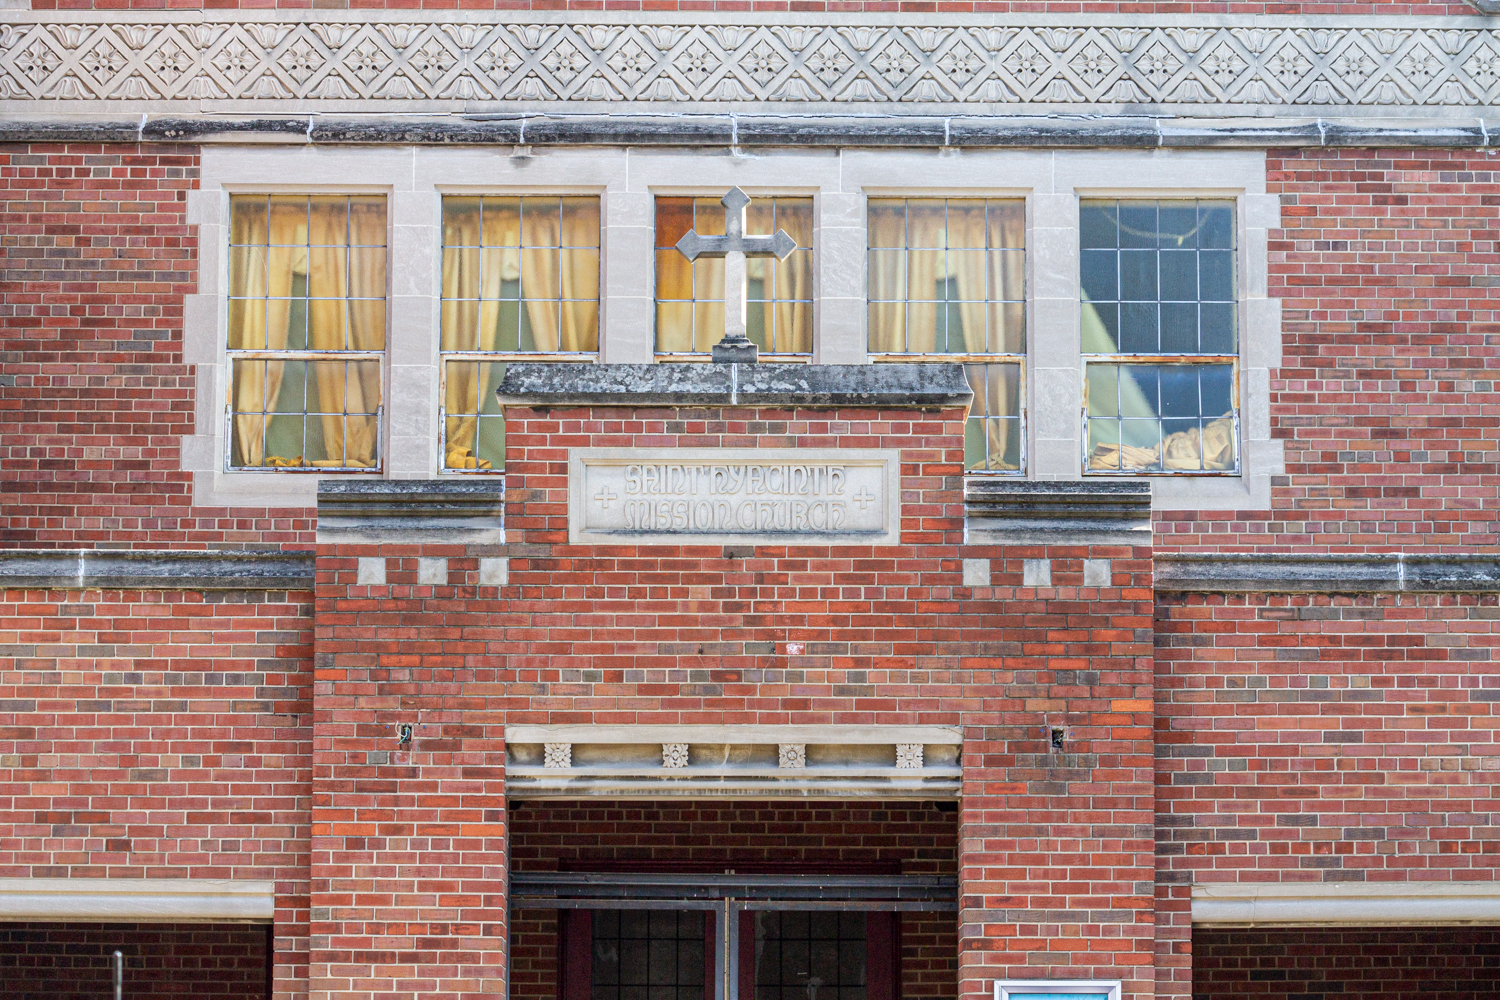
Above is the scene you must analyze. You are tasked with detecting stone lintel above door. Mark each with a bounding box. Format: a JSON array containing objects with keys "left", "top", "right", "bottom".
[{"left": 505, "top": 725, "right": 963, "bottom": 799}]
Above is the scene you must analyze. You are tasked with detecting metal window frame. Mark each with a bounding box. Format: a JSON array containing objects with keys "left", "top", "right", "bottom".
[
  {"left": 871, "top": 353, "right": 1026, "bottom": 476},
  {"left": 1079, "top": 355, "right": 1242, "bottom": 477},
  {"left": 437, "top": 194, "right": 603, "bottom": 474},
  {"left": 224, "top": 194, "right": 389, "bottom": 474},
  {"left": 224, "top": 350, "right": 387, "bottom": 474},
  {"left": 514, "top": 872, "right": 953, "bottom": 1000},
  {"left": 1077, "top": 196, "right": 1242, "bottom": 478},
  {"left": 437, "top": 351, "right": 597, "bottom": 474},
  {"left": 652, "top": 194, "right": 816, "bottom": 359}
]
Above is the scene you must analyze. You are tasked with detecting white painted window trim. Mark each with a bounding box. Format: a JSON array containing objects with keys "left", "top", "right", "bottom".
[
  {"left": 186, "top": 146, "right": 1279, "bottom": 512},
  {"left": 993, "top": 980, "right": 1122, "bottom": 1000}
]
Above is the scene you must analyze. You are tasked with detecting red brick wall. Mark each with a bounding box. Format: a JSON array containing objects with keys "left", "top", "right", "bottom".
[
  {"left": 0, "top": 142, "right": 314, "bottom": 550},
  {"left": 1193, "top": 927, "right": 1500, "bottom": 1000},
  {"left": 510, "top": 799, "right": 958, "bottom": 872},
  {"left": 1154, "top": 591, "right": 1500, "bottom": 998},
  {"left": 0, "top": 587, "right": 314, "bottom": 999},
  {"left": 508, "top": 799, "right": 959, "bottom": 1000},
  {"left": 0, "top": 922, "right": 269, "bottom": 1000},
  {"left": 1157, "top": 148, "right": 1500, "bottom": 555},
  {"left": 309, "top": 546, "right": 511, "bottom": 1000},
  {"left": 957, "top": 541, "right": 1157, "bottom": 1000}
]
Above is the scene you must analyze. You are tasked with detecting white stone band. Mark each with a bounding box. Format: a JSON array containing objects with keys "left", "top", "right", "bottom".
[
  {"left": 0, "top": 14, "right": 1496, "bottom": 116},
  {"left": 1192, "top": 882, "right": 1500, "bottom": 926},
  {"left": 0, "top": 878, "right": 276, "bottom": 922}
]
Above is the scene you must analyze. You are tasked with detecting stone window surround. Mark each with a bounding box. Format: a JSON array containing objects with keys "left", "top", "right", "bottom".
[{"left": 185, "top": 145, "right": 1280, "bottom": 512}]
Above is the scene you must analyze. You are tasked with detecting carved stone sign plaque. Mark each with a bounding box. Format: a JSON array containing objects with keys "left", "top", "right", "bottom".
[{"left": 568, "top": 448, "right": 900, "bottom": 546}]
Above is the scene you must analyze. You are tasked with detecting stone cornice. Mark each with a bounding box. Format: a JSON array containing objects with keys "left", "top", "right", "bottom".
[{"left": 3, "top": 13, "right": 1500, "bottom": 121}]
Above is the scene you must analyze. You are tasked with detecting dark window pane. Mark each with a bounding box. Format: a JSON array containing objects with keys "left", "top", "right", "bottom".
[
  {"left": 1086, "top": 302, "right": 1119, "bottom": 351},
  {"left": 1160, "top": 365, "right": 1200, "bottom": 417},
  {"left": 1118, "top": 201, "right": 1158, "bottom": 249},
  {"left": 1080, "top": 249, "right": 1119, "bottom": 303},
  {"left": 1158, "top": 203, "right": 1199, "bottom": 248},
  {"left": 754, "top": 910, "right": 867, "bottom": 1000},
  {"left": 1127, "top": 365, "right": 1160, "bottom": 415},
  {"left": 1199, "top": 202, "right": 1235, "bottom": 248},
  {"left": 1200, "top": 303, "right": 1237, "bottom": 354},
  {"left": 1199, "top": 250, "right": 1235, "bottom": 301},
  {"left": 1159, "top": 303, "right": 1198, "bottom": 354},
  {"left": 1119, "top": 303, "right": 1158, "bottom": 354},
  {"left": 1079, "top": 202, "right": 1118, "bottom": 248},
  {"left": 1159, "top": 250, "right": 1197, "bottom": 300},
  {"left": 1202, "top": 364, "right": 1234, "bottom": 416},
  {"left": 1119, "top": 250, "right": 1158, "bottom": 301}
]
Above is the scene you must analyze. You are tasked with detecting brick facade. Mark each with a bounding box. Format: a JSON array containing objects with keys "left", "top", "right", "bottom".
[
  {"left": 0, "top": 587, "right": 315, "bottom": 995},
  {"left": 0, "top": 143, "right": 314, "bottom": 550},
  {"left": 1192, "top": 927, "right": 1500, "bottom": 1000},
  {"left": 2, "top": 136, "right": 1499, "bottom": 998},
  {"left": 0, "top": 922, "right": 271, "bottom": 1000}
]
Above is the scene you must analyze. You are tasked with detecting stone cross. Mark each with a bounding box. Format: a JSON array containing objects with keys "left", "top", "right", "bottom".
[{"left": 675, "top": 187, "right": 797, "bottom": 363}]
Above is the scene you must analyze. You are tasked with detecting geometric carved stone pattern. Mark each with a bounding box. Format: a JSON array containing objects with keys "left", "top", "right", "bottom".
[
  {"left": 777, "top": 744, "right": 807, "bottom": 769},
  {"left": 895, "top": 744, "right": 924, "bottom": 769},
  {"left": 1, "top": 15, "right": 1499, "bottom": 114}
]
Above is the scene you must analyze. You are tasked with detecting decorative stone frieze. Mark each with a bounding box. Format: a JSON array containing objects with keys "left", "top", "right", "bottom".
[
  {"left": 2, "top": 14, "right": 1499, "bottom": 118},
  {"left": 505, "top": 725, "right": 964, "bottom": 797}
]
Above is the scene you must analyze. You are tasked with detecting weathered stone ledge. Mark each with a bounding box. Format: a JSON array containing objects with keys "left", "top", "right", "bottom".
[
  {"left": 496, "top": 362, "right": 974, "bottom": 408},
  {"left": 3, "top": 115, "right": 1498, "bottom": 150},
  {"left": 1156, "top": 553, "right": 1500, "bottom": 594},
  {"left": 0, "top": 548, "right": 314, "bottom": 591},
  {"left": 316, "top": 478, "right": 505, "bottom": 544},
  {"left": 965, "top": 480, "right": 1154, "bottom": 547},
  {"left": 2, "top": 547, "right": 1496, "bottom": 592}
]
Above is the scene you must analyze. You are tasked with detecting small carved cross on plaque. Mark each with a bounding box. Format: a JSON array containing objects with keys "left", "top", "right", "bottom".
[{"left": 675, "top": 187, "right": 798, "bottom": 364}]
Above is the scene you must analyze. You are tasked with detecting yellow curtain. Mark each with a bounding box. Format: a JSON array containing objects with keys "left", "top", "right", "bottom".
[
  {"left": 442, "top": 198, "right": 504, "bottom": 468},
  {"left": 440, "top": 198, "right": 599, "bottom": 468},
  {"left": 229, "top": 196, "right": 294, "bottom": 467},
  {"left": 867, "top": 202, "right": 907, "bottom": 353},
  {"left": 306, "top": 196, "right": 384, "bottom": 468}
]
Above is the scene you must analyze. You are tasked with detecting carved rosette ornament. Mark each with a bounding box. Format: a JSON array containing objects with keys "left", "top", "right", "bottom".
[
  {"left": 662, "top": 743, "right": 690, "bottom": 768},
  {"left": 895, "top": 744, "right": 924, "bottom": 769},
  {"left": 778, "top": 744, "right": 807, "bottom": 769},
  {"left": 543, "top": 743, "right": 572, "bottom": 768}
]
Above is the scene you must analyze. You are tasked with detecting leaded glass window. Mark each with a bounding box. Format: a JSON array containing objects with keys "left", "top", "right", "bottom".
[
  {"left": 439, "top": 196, "right": 599, "bottom": 471},
  {"left": 227, "top": 194, "right": 386, "bottom": 470},
  {"left": 867, "top": 198, "right": 1025, "bottom": 473},
  {"left": 1080, "top": 199, "right": 1239, "bottom": 474},
  {"left": 591, "top": 910, "right": 707, "bottom": 1000},
  {"left": 655, "top": 196, "right": 813, "bottom": 359}
]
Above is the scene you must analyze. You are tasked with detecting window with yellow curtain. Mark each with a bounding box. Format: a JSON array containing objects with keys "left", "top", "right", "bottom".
[
  {"left": 440, "top": 196, "right": 599, "bottom": 471},
  {"left": 867, "top": 198, "right": 1025, "bottom": 473},
  {"left": 227, "top": 194, "right": 387, "bottom": 470},
  {"left": 655, "top": 196, "right": 813, "bottom": 359}
]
